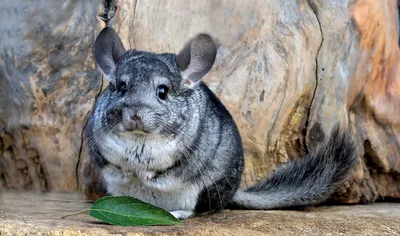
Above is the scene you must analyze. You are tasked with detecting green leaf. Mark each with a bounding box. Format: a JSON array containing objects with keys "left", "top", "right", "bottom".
[{"left": 88, "top": 196, "right": 182, "bottom": 226}]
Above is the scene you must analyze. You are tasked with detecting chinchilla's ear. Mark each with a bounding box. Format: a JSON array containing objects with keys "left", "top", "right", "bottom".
[
  {"left": 176, "top": 33, "right": 217, "bottom": 89},
  {"left": 94, "top": 27, "right": 126, "bottom": 83}
]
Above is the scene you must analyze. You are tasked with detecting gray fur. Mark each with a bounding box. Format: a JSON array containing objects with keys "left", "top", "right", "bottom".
[
  {"left": 231, "top": 126, "right": 356, "bottom": 209},
  {"left": 85, "top": 27, "right": 356, "bottom": 219}
]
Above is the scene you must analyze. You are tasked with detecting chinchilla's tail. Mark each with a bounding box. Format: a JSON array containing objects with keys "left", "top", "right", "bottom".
[{"left": 231, "top": 125, "right": 357, "bottom": 209}]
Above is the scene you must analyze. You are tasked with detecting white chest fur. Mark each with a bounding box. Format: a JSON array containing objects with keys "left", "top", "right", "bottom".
[
  {"left": 96, "top": 132, "right": 201, "bottom": 212},
  {"left": 101, "top": 165, "right": 200, "bottom": 211},
  {"left": 96, "top": 131, "right": 178, "bottom": 171}
]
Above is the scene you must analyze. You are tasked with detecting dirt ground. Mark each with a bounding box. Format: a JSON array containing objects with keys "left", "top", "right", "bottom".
[{"left": 1, "top": 192, "right": 399, "bottom": 235}]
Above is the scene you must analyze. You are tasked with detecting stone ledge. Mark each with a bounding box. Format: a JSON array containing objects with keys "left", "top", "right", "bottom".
[{"left": 1, "top": 192, "right": 400, "bottom": 235}]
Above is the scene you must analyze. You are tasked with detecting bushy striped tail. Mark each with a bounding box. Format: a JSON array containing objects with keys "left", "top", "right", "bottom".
[{"left": 231, "top": 125, "right": 357, "bottom": 209}]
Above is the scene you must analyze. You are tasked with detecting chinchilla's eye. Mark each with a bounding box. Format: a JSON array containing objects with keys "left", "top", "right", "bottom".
[
  {"left": 116, "top": 81, "right": 127, "bottom": 93},
  {"left": 156, "top": 85, "right": 169, "bottom": 100}
]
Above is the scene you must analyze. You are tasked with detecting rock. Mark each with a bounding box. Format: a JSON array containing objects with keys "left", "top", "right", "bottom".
[
  {"left": 0, "top": 0, "right": 399, "bottom": 205},
  {"left": 307, "top": 0, "right": 400, "bottom": 203},
  {"left": 1, "top": 192, "right": 400, "bottom": 235},
  {"left": 0, "top": 0, "right": 102, "bottom": 191}
]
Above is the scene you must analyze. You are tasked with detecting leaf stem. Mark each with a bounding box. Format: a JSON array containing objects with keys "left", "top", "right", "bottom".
[{"left": 61, "top": 209, "right": 90, "bottom": 219}]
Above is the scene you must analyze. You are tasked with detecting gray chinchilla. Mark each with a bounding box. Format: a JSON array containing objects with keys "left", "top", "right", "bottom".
[{"left": 85, "top": 27, "right": 356, "bottom": 219}]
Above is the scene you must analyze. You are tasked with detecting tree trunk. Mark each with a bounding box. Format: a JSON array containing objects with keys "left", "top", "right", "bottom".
[{"left": 1, "top": 0, "right": 399, "bottom": 204}]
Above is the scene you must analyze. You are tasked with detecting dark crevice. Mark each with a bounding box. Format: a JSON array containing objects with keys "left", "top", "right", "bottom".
[
  {"left": 75, "top": 121, "right": 87, "bottom": 193},
  {"left": 99, "top": 0, "right": 117, "bottom": 26},
  {"left": 36, "top": 153, "right": 48, "bottom": 190},
  {"left": 376, "top": 196, "right": 400, "bottom": 203},
  {"left": 363, "top": 140, "right": 385, "bottom": 173},
  {"left": 0, "top": 173, "right": 5, "bottom": 188},
  {"left": 303, "top": 0, "right": 324, "bottom": 153}
]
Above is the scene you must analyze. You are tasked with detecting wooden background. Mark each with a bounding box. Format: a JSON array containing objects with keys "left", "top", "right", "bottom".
[{"left": 0, "top": 0, "right": 399, "bottom": 204}]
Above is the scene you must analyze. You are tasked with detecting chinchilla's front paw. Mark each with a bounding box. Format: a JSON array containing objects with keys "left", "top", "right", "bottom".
[
  {"left": 139, "top": 170, "right": 168, "bottom": 190},
  {"left": 170, "top": 210, "right": 194, "bottom": 219}
]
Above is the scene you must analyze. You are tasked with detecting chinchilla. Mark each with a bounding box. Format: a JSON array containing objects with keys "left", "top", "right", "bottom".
[{"left": 84, "top": 26, "right": 357, "bottom": 219}]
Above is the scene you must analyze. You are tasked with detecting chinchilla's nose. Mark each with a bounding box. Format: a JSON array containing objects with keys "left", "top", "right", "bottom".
[
  {"left": 131, "top": 113, "right": 142, "bottom": 122},
  {"left": 121, "top": 109, "right": 145, "bottom": 131}
]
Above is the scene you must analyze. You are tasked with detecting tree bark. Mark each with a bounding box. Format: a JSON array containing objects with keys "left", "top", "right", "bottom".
[{"left": 1, "top": 0, "right": 399, "bottom": 204}]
